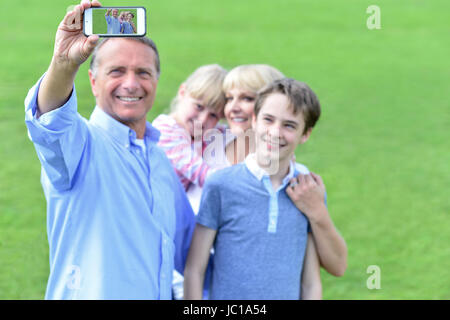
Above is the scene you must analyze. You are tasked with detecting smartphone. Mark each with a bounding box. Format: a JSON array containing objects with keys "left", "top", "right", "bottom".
[{"left": 83, "top": 7, "right": 146, "bottom": 37}]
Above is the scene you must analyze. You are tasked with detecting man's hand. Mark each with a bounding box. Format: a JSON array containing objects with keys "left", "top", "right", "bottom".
[
  {"left": 53, "top": 0, "right": 101, "bottom": 69},
  {"left": 286, "top": 172, "right": 327, "bottom": 223},
  {"left": 37, "top": 0, "right": 101, "bottom": 115}
]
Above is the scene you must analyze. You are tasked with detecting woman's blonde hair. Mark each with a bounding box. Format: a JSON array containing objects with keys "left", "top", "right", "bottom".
[
  {"left": 223, "top": 64, "right": 284, "bottom": 94},
  {"left": 171, "top": 64, "right": 227, "bottom": 113}
]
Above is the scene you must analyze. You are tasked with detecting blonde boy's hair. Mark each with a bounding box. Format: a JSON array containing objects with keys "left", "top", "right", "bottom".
[
  {"left": 171, "top": 64, "right": 227, "bottom": 114},
  {"left": 223, "top": 64, "right": 284, "bottom": 94}
]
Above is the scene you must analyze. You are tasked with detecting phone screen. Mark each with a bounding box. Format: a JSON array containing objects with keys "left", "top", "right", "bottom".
[{"left": 84, "top": 7, "right": 146, "bottom": 37}]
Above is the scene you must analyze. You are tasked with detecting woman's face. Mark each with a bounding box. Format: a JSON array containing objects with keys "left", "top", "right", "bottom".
[{"left": 224, "top": 87, "right": 256, "bottom": 136}]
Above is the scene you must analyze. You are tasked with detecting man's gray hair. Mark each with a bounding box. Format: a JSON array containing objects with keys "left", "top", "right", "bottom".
[{"left": 89, "top": 37, "right": 161, "bottom": 79}]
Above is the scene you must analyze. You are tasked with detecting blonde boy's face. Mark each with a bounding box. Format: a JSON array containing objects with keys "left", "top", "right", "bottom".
[
  {"left": 252, "top": 93, "right": 311, "bottom": 169},
  {"left": 175, "top": 87, "right": 222, "bottom": 139}
]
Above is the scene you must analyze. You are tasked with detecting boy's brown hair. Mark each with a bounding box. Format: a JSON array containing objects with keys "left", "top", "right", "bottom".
[{"left": 254, "top": 78, "right": 321, "bottom": 134}]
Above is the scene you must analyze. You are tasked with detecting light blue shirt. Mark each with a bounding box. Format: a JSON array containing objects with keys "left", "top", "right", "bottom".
[
  {"left": 24, "top": 77, "right": 195, "bottom": 299},
  {"left": 196, "top": 154, "right": 311, "bottom": 299},
  {"left": 105, "top": 15, "right": 121, "bottom": 34}
]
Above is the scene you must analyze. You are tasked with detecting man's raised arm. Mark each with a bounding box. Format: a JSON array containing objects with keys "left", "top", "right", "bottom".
[{"left": 37, "top": 0, "right": 101, "bottom": 116}]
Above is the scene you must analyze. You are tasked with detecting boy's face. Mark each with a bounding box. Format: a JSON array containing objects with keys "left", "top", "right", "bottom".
[
  {"left": 175, "top": 86, "right": 222, "bottom": 139},
  {"left": 112, "top": 9, "right": 119, "bottom": 18},
  {"left": 252, "top": 93, "right": 311, "bottom": 169}
]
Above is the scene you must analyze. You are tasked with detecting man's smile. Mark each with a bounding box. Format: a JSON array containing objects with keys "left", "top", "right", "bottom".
[{"left": 116, "top": 96, "right": 143, "bottom": 102}]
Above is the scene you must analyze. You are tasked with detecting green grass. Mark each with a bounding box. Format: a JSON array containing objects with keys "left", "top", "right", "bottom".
[{"left": 1, "top": 0, "right": 449, "bottom": 299}]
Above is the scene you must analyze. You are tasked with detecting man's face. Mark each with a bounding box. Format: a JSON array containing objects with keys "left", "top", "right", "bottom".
[
  {"left": 112, "top": 9, "right": 119, "bottom": 18},
  {"left": 252, "top": 93, "right": 311, "bottom": 169},
  {"left": 89, "top": 39, "right": 159, "bottom": 132}
]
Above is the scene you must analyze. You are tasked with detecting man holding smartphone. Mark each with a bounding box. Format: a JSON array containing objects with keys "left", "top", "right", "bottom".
[
  {"left": 105, "top": 8, "right": 120, "bottom": 34},
  {"left": 24, "top": 0, "right": 195, "bottom": 299}
]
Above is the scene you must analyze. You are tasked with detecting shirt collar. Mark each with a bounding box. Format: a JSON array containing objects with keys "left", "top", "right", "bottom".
[
  {"left": 89, "top": 106, "right": 160, "bottom": 147},
  {"left": 244, "top": 153, "right": 296, "bottom": 186}
]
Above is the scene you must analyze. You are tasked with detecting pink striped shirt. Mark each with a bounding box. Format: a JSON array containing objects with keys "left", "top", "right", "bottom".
[{"left": 153, "top": 114, "right": 224, "bottom": 191}]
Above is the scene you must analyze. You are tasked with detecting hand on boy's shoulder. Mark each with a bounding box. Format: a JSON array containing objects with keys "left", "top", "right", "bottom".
[{"left": 286, "top": 172, "right": 327, "bottom": 223}]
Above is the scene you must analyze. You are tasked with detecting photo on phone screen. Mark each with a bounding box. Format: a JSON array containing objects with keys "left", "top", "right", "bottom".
[{"left": 84, "top": 7, "right": 146, "bottom": 37}]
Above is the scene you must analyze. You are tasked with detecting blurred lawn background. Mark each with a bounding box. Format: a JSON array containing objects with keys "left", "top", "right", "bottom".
[{"left": 0, "top": 0, "right": 449, "bottom": 299}]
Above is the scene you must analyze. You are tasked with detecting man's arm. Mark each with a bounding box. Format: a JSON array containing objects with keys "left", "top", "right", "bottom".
[
  {"left": 172, "top": 170, "right": 196, "bottom": 275},
  {"left": 287, "top": 172, "right": 348, "bottom": 277},
  {"left": 37, "top": 0, "right": 100, "bottom": 116},
  {"left": 183, "top": 224, "right": 217, "bottom": 300},
  {"left": 301, "top": 233, "right": 322, "bottom": 300}
]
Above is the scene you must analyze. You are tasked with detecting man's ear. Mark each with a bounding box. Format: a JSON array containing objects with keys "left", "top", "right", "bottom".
[
  {"left": 300, "top": 127, "right": 313, "bottom": 144},
  {"left": 88, "top": 69, "right": 97, "bottom": 97}
]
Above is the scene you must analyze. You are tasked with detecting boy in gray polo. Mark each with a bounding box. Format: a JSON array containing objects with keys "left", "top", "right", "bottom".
[{"left": 184, "top": 78, "right": 323, "bottom": 299}]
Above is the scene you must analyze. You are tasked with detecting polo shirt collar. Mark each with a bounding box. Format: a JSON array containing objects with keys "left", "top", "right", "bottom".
[
  {"left": 244, "top": 153, "right": 296, "bottom": 186},
  {"left": 89, "top": 106, "right": 161, "bottom": 147}
]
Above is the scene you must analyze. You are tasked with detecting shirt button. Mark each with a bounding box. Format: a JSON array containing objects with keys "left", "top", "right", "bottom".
[{"left": 125, "top": 144, "right": 129, "bottom": 148}]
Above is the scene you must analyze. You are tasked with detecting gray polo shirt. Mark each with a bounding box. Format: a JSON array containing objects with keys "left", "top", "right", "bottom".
[{"left": 197, "top": 154, "right": 311, "bottom": 300}]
